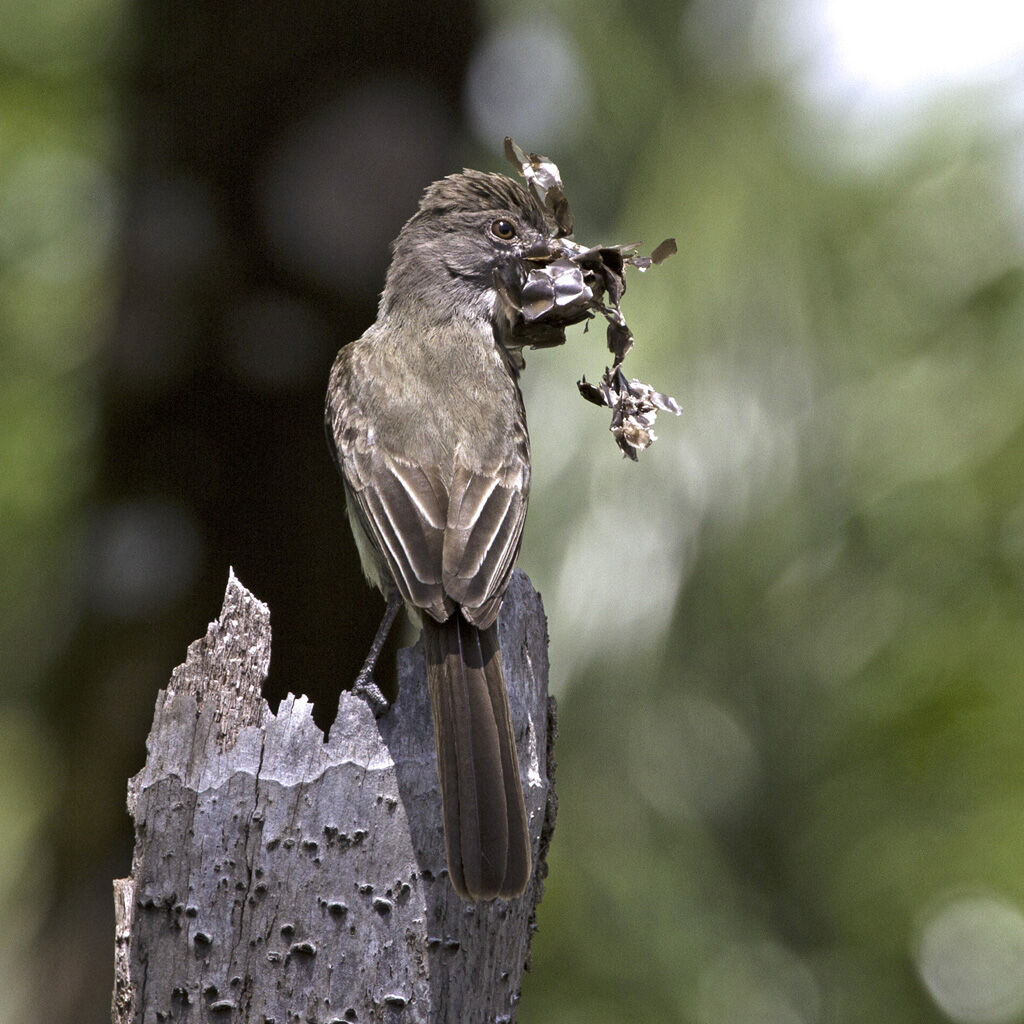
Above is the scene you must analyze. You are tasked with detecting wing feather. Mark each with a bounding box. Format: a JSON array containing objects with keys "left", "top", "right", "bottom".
[
  {"left": 328, "top": 340, "right": 529, "bottom": 627},
  {"left": 344, "top": 444, "right": 452, "bottom": 621},
  {"left": 443, "top": 455, "right": 528, "bottom": 627}
]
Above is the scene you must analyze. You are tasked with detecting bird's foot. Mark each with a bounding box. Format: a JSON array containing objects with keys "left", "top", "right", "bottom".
[{"left": 351, "top": 672, "right": 390, "bottom": 718}]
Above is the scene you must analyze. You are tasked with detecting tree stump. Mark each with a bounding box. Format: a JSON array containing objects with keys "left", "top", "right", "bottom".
[{"left": 112, "top": 569, "right": 557, "bottom": 1024}]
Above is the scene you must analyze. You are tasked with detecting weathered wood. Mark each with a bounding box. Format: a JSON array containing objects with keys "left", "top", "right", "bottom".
[{"left": 113, "top": 568, "right": 557, "bottom": 1024}]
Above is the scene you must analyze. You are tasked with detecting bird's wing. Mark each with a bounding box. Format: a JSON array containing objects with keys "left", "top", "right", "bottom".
[
  {"left": 326, "top": 340, "right": 529, "bottom": 628},
  {"left": 326, "top": 344, "right": 453, "bottom": 621},
  {"left": 442, "top": 442, "right": 529, "bottom": 629},
  {"left": 340, "top": 438, "right": 455, "bottom": 623}
]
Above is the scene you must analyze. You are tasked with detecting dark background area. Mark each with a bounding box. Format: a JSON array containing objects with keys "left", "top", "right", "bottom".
[
  {"left": 5, "top": 0, "right": 1024, "bottom": 1021},
  {"left": 39, "top": 0, "right": 479, "bottom": 1015}
]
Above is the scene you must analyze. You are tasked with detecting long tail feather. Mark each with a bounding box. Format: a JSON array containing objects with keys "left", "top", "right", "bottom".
[{"left": 423, "top": 616, "right": 531, "bottom": 900}]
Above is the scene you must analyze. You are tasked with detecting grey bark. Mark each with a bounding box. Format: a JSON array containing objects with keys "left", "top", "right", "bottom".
[{"left": 112, "top": 569, "right": 557, "bottom": 1024}]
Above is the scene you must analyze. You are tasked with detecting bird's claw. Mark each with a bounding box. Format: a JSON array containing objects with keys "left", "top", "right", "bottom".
[{"left": 351, "top": 673, "right": 390, "bottom": 718}]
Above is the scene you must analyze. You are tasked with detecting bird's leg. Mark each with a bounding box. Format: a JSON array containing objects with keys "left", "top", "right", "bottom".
[{"left": 349, "top": 592, "right": 402, "bottom": 718}]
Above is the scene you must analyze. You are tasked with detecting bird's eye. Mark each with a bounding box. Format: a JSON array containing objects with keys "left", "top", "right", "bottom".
[{"left": 490, "top": 219, "right": 517, "bottom": 240}]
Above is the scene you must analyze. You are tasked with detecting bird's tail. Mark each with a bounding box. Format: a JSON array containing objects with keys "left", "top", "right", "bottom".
[{"left": 422, "top": 615, "right": 531, "bottom": 900}]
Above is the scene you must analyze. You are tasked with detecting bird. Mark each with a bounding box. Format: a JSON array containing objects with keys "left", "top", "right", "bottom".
[{"left": 325, "top": 168, "right": 563, "bottom": 900}]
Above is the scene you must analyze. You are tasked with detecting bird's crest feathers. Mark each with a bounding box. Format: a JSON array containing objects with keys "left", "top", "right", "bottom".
[{"left": 416, "top": 170, "right": 550, "bottom": 232}]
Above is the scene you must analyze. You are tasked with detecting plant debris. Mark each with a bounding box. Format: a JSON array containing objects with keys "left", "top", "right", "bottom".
[
  {"left": 577, "top": 367, "right": 682, "bottom": 461},
  {"left": 503, "top": 137, "right": 680, "bottom": 460}
]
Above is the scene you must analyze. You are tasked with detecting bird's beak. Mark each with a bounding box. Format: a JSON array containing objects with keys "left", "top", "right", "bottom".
[{"left": 523, "top": 239, "right": 562, "bottom": 264}]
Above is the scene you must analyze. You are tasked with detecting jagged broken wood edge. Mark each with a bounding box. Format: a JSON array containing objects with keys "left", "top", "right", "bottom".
[{"left": 112, "top": 568, "right": 556, "bottom": 1024}]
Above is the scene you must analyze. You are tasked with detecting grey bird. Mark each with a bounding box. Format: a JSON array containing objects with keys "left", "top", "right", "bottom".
[{"left": 325, "top": 169, "right": 562, "bottom": 900}]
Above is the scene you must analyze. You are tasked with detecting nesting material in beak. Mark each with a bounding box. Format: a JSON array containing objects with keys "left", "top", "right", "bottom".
[{"left": 501, "top": 137, "right": 680, "bottom": 460}]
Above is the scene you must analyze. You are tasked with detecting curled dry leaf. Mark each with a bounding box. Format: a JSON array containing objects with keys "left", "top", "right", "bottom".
[
  {"left": 504, "top": 137, "right": 574, "bottom": 237},
  {"left": 578, "top": 367, "right": 681, "bottom": 461},
  {"left": 503, "top": 137, "right": 680, "bottom": 458},
  {"left": 649, "top": 237, "right": 678, "bottom": 265}
]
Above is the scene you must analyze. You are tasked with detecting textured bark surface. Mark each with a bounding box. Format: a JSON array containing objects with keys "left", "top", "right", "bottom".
[{"left": 113, "top": 569, "right": 556, "bottom": 1024}]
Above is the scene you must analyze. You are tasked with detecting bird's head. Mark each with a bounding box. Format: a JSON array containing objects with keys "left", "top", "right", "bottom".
[{"left": 380, "top": 170, "right": 563, "bottom": 324}]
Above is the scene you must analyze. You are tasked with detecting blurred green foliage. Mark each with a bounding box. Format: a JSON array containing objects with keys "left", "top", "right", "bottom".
[
  {"left": 0, "top": 0, "right": 120, "bottom": 1016},
  {"left": 510, "top": 4, "right": 1024, "bottom": 1023}
]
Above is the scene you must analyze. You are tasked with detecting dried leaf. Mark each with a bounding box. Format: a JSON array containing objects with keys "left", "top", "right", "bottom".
[
  {"left": 505, "top": 136, "right": 574, "bottom": 236},
  {"left": 519, "top": 259, "right": 595, "bottom": 324},
  {"left": 519, "top": 272, "right": 555, "bottom": 320},
  {"left": 576, "top": 377, "right": 605, "bottom": 406},
  {"left": 503, "top": 139, "right": 679, "bottom": 457},
  {"left": 649, "top": 237, "right": 677, "bottom": 264},
  {"left": 574, "top": 365, "right": 681, "bottom": 459},
  {"left": 606, "top": 319, "right": 633, "bottom": 361},
  {"left": 548, "top": 192, "right": 574, "bottom": 236},
  {"left": 504, "top": 137, "right": 528, "bottom": 174}
]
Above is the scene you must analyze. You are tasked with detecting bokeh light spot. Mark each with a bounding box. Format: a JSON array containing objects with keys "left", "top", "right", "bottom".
[
  {"left": 697, "top": 939, "right": 821, "bottom": 1024},
  {"left": 86, "top": 501, "right": 203, "bottom": 620},
  {"left": 464, "top": 20, "right": 591, "bottom": 150},
  {"left": 257, "top": 80, "right": 452, "bottom": 293},
  {"left": 630, "top": 693, "right": 760, "bottom": 825},
  {"left": 915, "top": 894, "right": 1024, "bottom": 1024}
]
